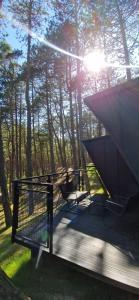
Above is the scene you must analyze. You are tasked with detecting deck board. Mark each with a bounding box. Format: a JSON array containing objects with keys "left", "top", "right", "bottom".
[{"left": 16, "top": 198, "right": 139, "bottom": 293}]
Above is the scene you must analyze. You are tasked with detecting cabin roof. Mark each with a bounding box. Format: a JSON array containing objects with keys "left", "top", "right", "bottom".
[
  {"left": 84, "top": 77, "right": 139, "bottom": 184},
  {"left": 84, "top": 77, "right": 139, "bottom": 105}
]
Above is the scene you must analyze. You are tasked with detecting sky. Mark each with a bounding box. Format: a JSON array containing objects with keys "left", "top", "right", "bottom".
[
  {"left": 1, "top": 1, "right": 139, "bottom": 72},
  {"left": 2, "top": 3, "right": 81, "bottom": 62},
  {"left": 1, "top": 2, "right": 26, "bottom": 61},
  {"left": 6, "top": 25, "right": 22, "bottom": 50},
  {"left": 5, "top": 23, "right": 26, "bottom": 62}
]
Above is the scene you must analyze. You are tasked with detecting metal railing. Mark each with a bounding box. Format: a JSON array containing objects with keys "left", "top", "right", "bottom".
[
  {"left": 12, "top": 165, "right": 97, "bottom": 253},
  {"left": 12, "top": 179, "right": 53, "bottom": 254}
]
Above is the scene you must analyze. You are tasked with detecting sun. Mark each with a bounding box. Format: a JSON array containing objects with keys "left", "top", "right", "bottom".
[{"left": 83, "top": 50, "right": 106, "bottom": 73}]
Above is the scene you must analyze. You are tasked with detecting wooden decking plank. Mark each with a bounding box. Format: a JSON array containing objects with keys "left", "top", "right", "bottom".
[
  {"left": 51, "top": 207, "right": 139, "bottom": 292},
  {"left": 15, "top": 200, "right": 139, "bottom": 293}
]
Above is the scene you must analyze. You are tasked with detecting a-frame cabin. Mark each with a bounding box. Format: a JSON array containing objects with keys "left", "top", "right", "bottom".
[{"left": 12, "top": 77, "right": 139, "bottom": 294}]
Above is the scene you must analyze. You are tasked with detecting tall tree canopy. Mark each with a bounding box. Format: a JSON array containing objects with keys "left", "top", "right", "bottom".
[{"left": 0, "top": 0, "right": 138, "bottom": 226}]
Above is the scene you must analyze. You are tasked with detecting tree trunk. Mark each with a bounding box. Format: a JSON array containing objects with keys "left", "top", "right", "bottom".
[
  {"left": 9, "top": 95, "right": 15, "bottom": 195},
  {"left": 59, "top": 81, "right": 67, "bottom": 169},
  {"left": 75, "top": 0, "right": 86, "bottom": 169},
  {"left": 115, "top": 0, "right": 131, "bottom": 80},
  {"left": 52, "top": 124, "right": 65, "bottom": 167},
  {"left": 67, "top": 58, "right": 78, "bottom": 169},
  {"left": 46, "top": 91, "right": 55, "bottom": 173},
  {"left": 37, "top": 112, "right": 45, "bottom": 175},
  {"left": 75, "top": 94, "right": 80, "bottom": 167},
  {"left": 19, "top": 93, "right": 22, "bottom": 178},
  {"left": 0, "top": 111, "right": 12, "bottom": 228},
  {"left": 32, "top": 112, "right": 38, "bottom": 174},
  {"left": 15, "top": 90, "right": 19, "bottom": 178},
  {"left": 25, "top": 1, "right": 32, "bottom": 178}
]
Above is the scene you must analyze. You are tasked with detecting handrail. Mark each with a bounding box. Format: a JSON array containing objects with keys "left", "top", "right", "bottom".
[
  {"left": 18, "top": 180, "right": 53, "bottom": 186},
  {"left": 12, "top": 179, "right": 54, "bottom": 254},
  {"left": 18, "top": 165, "right": 95, "bottom": 182},
  {"left": 18, "top": 188, "right": 49, "bottom": 194}
]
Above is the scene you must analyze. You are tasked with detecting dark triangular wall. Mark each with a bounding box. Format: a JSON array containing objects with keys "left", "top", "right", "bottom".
[
  {"left": 84, "top": 77, "right": 139, "bottom": 184},
  {"left": 83, "top": 136, "right": 139, "bottom": 197}
]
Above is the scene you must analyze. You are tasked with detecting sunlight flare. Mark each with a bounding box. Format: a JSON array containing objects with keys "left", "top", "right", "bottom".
[
  {"left": 83, "top": 50, "right": 106, "bottom": 73},
  {"left": 1, "top": 7, "right": 139, "bottom": 71}
]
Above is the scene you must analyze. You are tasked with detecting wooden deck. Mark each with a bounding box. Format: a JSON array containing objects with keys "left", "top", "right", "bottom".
[{"left": 15, "top": 196, "right": 139, "bottom": 294}]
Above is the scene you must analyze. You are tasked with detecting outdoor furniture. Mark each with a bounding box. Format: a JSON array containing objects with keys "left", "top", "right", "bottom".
[
  {"left": 59, "top": 179, "right": 89, "bottom": 205},
  {"left": 105, "top": 192, "right": 139, "bottom": 216},
  {"left": 88, "top": 193, "right": 107, "bottom": 216},
  {"left": 105, "top": 195, "right": 129, "bottom": 216},
  {"left": 87, "top": 193, "right": 139, "bottom": 217}
]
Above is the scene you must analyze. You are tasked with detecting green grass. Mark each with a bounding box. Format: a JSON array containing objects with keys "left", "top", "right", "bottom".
[
  {"left": 0, "top": 169, "right": 138, "bottom": 299},
  {"left": 86, "top": 164, "right": 105, "bottom": 194},
  {"left": 1, "top": 227, "right": 139, "bottom": 299},
  {"left": 0, "top": 182, "right": 138, "bottom": 300},
  {"left": 95, "top": 187, "right": 105, "bottom": 194},
  {"left": 0, "top": 228, "right": 30, "bottom": 279}
]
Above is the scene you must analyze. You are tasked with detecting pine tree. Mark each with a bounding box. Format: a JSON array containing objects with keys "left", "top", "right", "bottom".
[{"left": 9, "top": 0, "right": 47, "bottom": 177}]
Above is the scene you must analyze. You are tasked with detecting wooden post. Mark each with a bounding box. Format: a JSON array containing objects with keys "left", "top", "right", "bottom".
[{"left": 11, "top": 180, "right": 19, "bottom": 243}]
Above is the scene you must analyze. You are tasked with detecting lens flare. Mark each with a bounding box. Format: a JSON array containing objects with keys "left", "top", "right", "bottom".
[
  {"left": 1, "top": 8, "right": 82, "bottom": 61},
  {"left": 1, "top": 8, "right": 139, "bottom": 71},
  {"left": 83, "top": 51, "right": 106, "bottom": 73}
]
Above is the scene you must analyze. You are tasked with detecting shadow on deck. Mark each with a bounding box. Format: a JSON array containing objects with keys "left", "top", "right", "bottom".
[
  {"left": 15, "top": 194, "right": 139, "bottom": 294},
  {"left": 53, "top": 197, "right": 139, "bottom": 292}
]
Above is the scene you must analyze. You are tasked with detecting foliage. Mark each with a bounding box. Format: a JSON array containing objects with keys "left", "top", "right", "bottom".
[
  {"left": 0, "top": 0, "right": 138, "bottom": 225},
  {"left": 0, "top": 1, "right": 139, "bottom": 297}
]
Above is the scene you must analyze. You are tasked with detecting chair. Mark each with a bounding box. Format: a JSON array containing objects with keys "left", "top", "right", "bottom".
[
  {"left": 59, "top": 178, "right": 89, "bottom": 205},
  {"left": 105, "top": 192, "right": 139, "bottom": 216},
  {"left": 105, "top": 195, "right": 129, "bottom": 216}
]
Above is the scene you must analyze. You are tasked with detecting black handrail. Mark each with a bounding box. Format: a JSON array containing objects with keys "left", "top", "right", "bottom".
[
  {"left": 18, "top": 165, "right": 95, "bottom": 182},
  {"left": 12, "top": 179, "right": 54, "bottom": 254},
  {"left": 18, "top": 180, "right": 52, "bottom": 186},
  {"left": 12, "top": 166, "right": 95, "bottom": 253}
]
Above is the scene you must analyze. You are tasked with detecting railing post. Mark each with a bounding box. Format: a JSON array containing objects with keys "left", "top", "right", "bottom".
[
  {"left": 81, "top": 170, "right": 84, "bottom": 191},
  {"left": 66, "top": 172, "right": 69, "bottom": 183},
  {"left": 47, "top": 175, "right": 51, "bottom": 183},
  {"left": 28, "top": 178, "right": 34, "bottom": 215},
  {"left": 78, "top": 169, "right": 81, "bottom": 191},
  {"left": 11, "top": 180, "right": 19, "bottom": 243},
  {"left": 47, "top": 183, "right": 53, "bottom": 254}
]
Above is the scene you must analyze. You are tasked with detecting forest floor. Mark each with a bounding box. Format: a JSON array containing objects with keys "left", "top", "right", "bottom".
[{"left": 0, "top": 218, "right": 139, "bottom": 299}]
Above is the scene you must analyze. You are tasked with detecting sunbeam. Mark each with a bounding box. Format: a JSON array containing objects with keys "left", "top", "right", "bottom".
[
  {"left": 1, "top": 8, "right": 82, "bottom": 61},
  {"left": 1, "top": 8, "right": 139, "bottom": 71}
]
